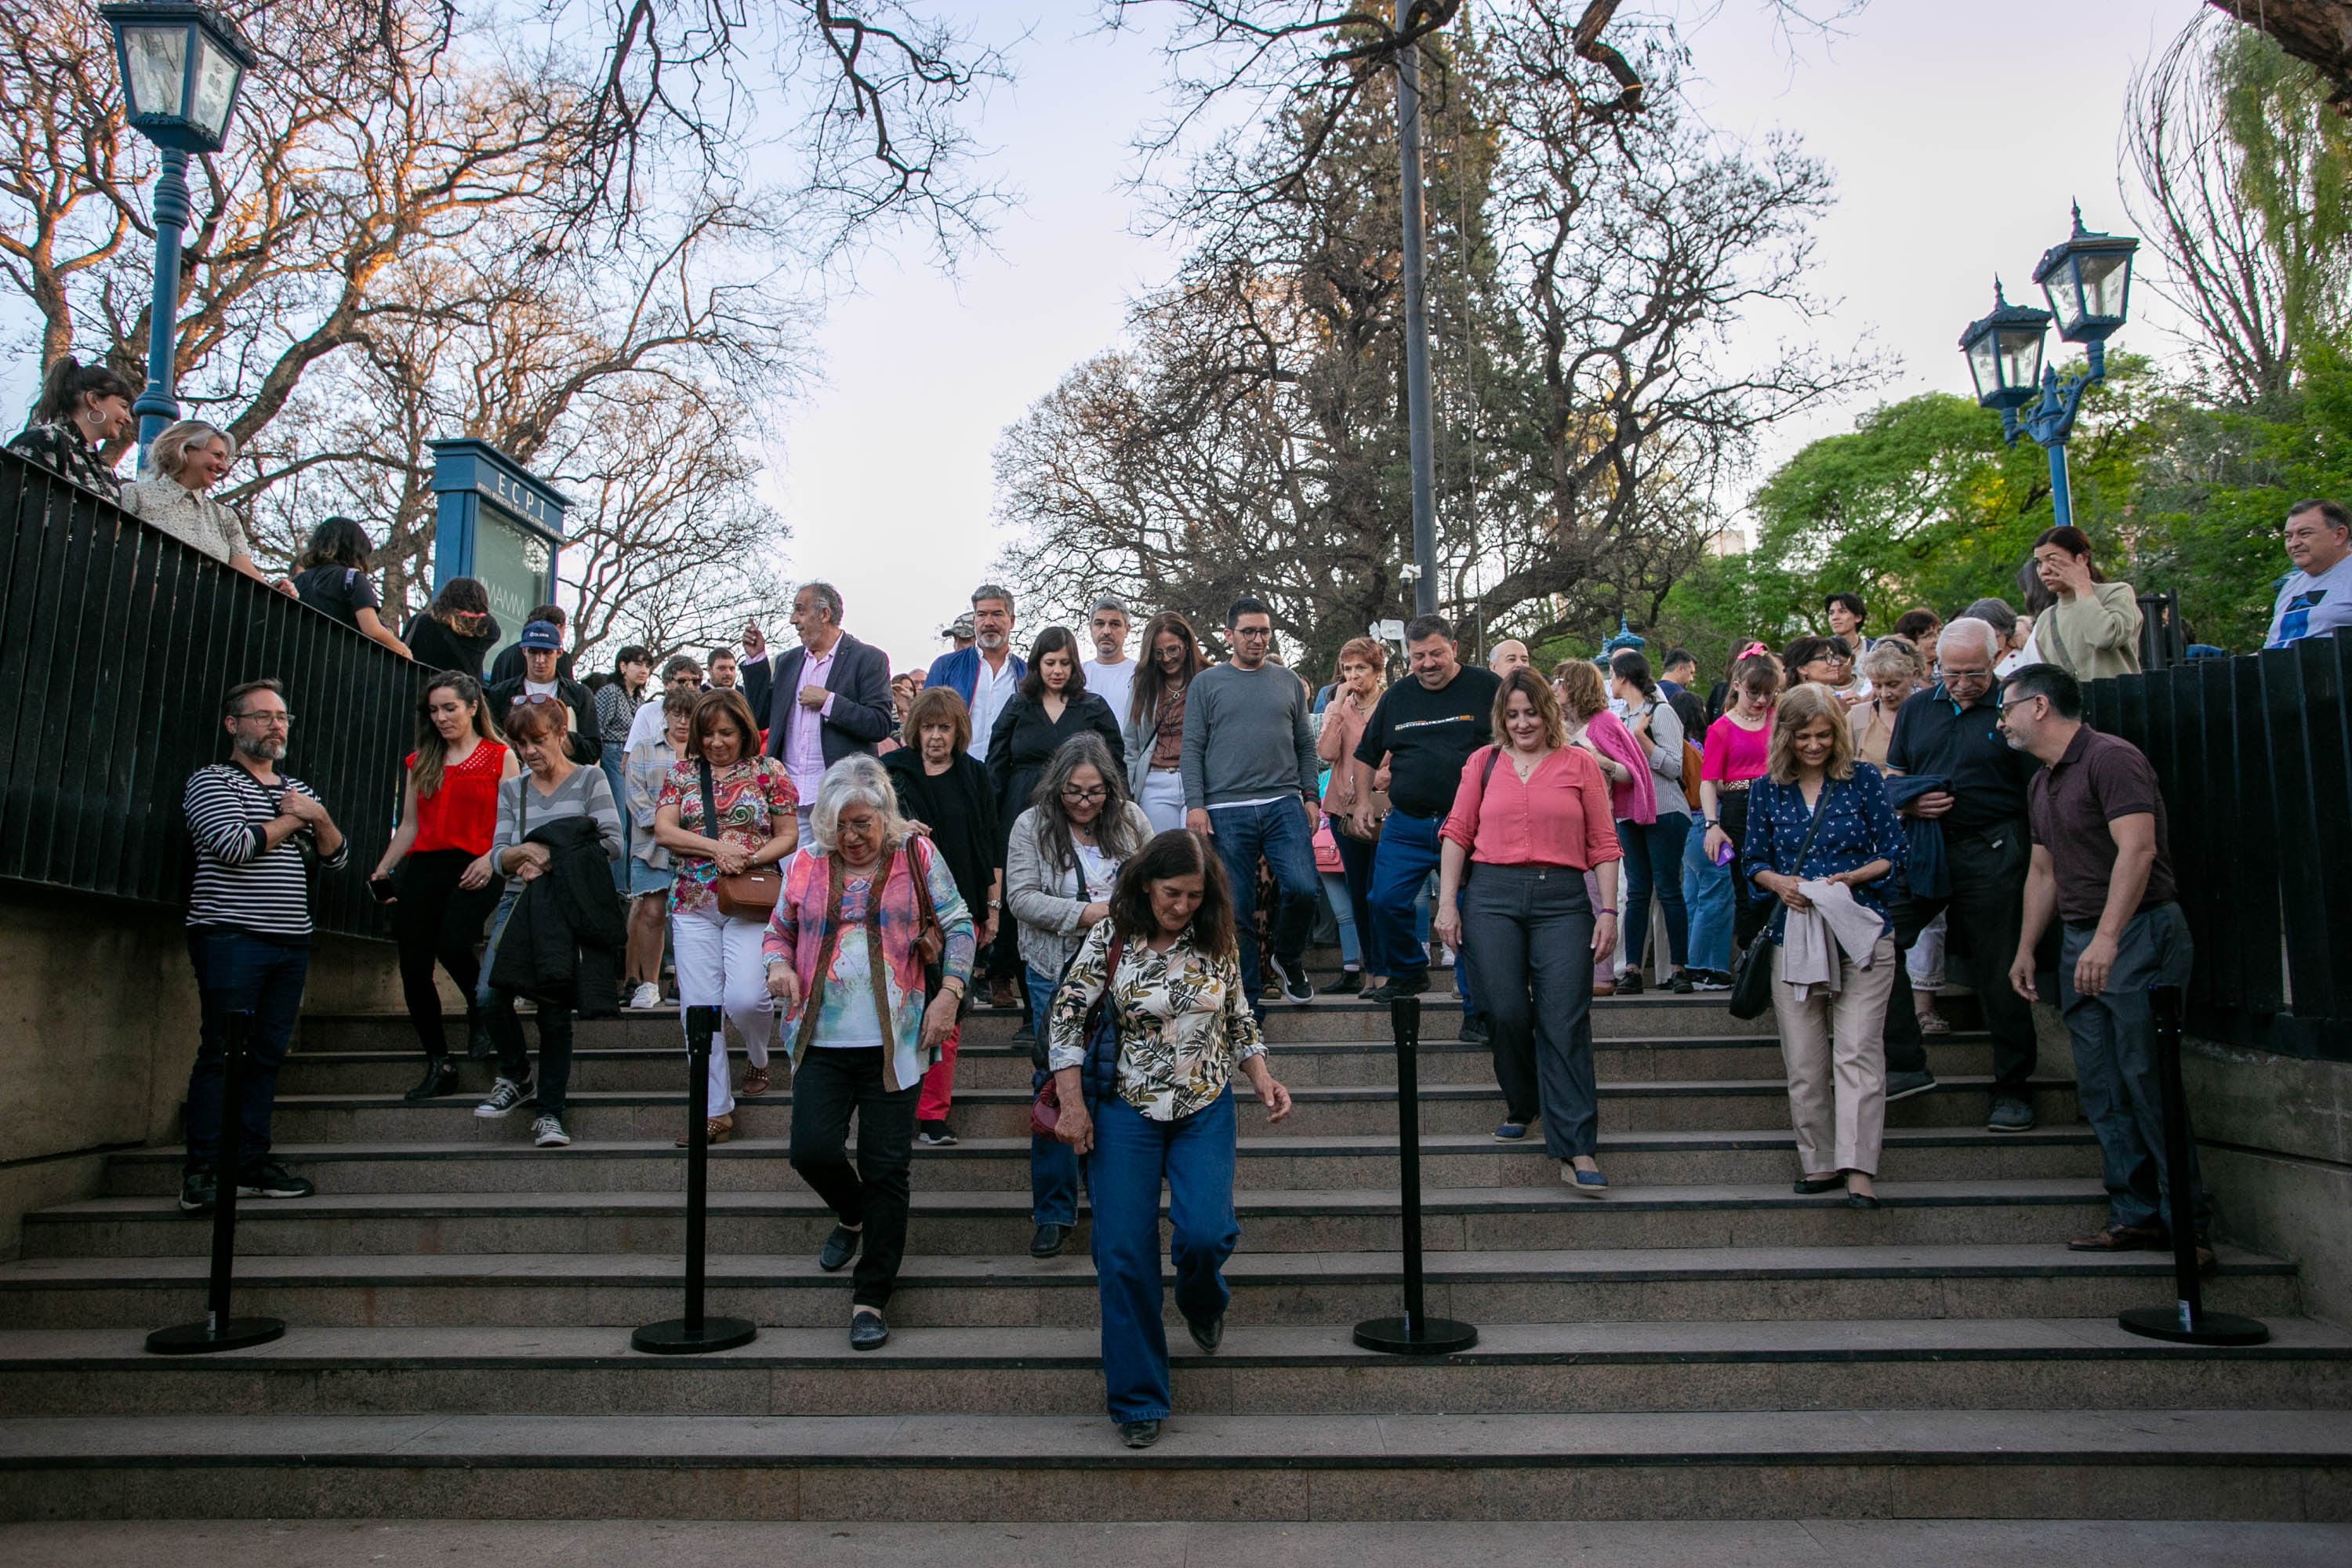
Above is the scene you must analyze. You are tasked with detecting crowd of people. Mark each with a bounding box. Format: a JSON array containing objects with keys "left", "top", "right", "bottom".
[{"left": 27, "top": 352, "right": 2344, "bottom": 1449}]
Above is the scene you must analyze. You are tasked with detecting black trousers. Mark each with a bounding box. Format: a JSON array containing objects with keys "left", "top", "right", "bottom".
[
  {"left": 392, "top": 848, "right": 498, "bottom": 1059},
  {"left": 1723, "top": 791, "right": 1770, "bottom": 948},
  {"left": 789, "top": 1046, "right": 921, "bottom": 1310},
  {"left": 1462, "top": 863, "right": 1599, "bottom": 1159},
  {"left": 1881, "top": 820, "right": 2038, "bottom": 1091}
]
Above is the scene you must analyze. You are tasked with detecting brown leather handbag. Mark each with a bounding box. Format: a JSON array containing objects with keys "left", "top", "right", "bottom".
[{"left": 700, "top": 760, "right": 781, "bottom": 919}]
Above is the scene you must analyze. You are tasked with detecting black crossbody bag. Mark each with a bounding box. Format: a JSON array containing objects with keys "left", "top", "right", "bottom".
[{"left": 1727, "top": 789, "right": 1828, "bottom": 1022}]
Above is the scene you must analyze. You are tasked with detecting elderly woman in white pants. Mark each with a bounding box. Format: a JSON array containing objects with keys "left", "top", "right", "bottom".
[{"left": 654, "top": 689, "right": 799, "bottom": 1144}]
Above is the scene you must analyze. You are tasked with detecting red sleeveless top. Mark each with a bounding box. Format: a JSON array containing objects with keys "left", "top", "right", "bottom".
[{"left": 405, "top": 740, "right": 508, "bottom": 855}]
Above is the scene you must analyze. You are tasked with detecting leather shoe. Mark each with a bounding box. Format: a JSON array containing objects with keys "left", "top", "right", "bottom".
[
  {"left": 1359, "top": 978, "right": 1426, "bottom": 1006},
  {"left": 1119, "top": 1419, "right": 1163, "bottom": 1449},
  {"left": 403, "top": 1059, "right": 459, "bottom": 1102},
  {"left": 1793, "top": 1174, "right": 1847, "bottom": 1195},
  {"left": 1186, "top": 1316, "right": 1223, "bottom": 1354},
  {"left": 819, "top": 1223, "right": 863, "bottom": 1272},
  {"left": 849, "top": 1309, "right": 889, "bottom": 1351},
  {"left": 1030, "top": 1222, "right": 1067, "bottom": 1259}
]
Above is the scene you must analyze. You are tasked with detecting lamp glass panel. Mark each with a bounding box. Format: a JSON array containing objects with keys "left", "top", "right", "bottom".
[
  {"left": 2043, "top": 260, "right": 2085, "bottom": 332},
  {"left": 191, "top": 34, "right": 239, "bottom": 137},
  {"left": 1997, "top": 326, "right": 2043, "bottom": 392},
  {"left": 2078, "top": 251, "right": 2129, "bottom": 321},
  {"left": 1966, "top": 336, "right": 1999, "bottom": 401},
  {"left": 122, "top": 26, "right": 189, "bottom": 120}
]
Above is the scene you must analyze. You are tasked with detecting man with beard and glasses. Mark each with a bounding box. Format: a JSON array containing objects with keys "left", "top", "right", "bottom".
[{"left": 176, "top": 680, "right": 349, "bottom": 1215}]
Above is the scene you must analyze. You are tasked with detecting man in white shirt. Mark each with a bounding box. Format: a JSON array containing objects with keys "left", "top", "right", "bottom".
[
  {"left": 927, "top": 586, "right": 1023, "bottom": 763},
  {"left": 1080, "top": 593, "right": 1138, "bottom": 727},
  {"left": 2266, "top": 498, "right": 2352, "bottom": 648}
]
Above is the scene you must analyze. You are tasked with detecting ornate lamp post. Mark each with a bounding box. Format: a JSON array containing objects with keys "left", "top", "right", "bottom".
[
  {"left": 1957, "top": 205, "right": 2139, "bottom": 531},
  {"left": 99, "top": 2, "right": 252, "bottom": 470}
]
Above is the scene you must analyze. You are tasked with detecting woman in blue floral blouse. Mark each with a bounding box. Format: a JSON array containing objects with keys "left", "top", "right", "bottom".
[
  {"left": 1743, "top": 684, "right": 1905, "bottom": 1208},
  {"left": 1047, "top": 829, "right": 1294, "bottom": 1450}
]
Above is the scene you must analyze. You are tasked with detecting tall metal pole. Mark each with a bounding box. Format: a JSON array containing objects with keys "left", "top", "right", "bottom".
[
  {"left": 132, "top": 146, "right": 191, "bottom": 473},
  {"left": 2045, "top": 441, "right": 2073, "bottom": 532},
  {"left": 1395, "top": 5, "right": 1439, "bottom": 619}
]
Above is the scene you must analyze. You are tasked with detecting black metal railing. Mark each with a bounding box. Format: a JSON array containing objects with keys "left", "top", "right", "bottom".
[
  {"left": 2083, "top": 629, "right": 2351, "bottom": 1060},
  {"left": 0, "top": 447, "right": 415, "bottom": 939}
]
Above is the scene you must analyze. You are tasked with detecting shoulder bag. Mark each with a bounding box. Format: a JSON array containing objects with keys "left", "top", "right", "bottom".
[
  {"left": 1726, "top": 785, "right": 1828, "bottom": 1022},
  {"left": 700, "top": 760, "right": 781, "bottom": 920},
  {"left": 1029, "top": 933, "right": 1126, "bottom": 1139},
  {"left": 903, "top": 837, "right": 953, "bottom": 1010}
]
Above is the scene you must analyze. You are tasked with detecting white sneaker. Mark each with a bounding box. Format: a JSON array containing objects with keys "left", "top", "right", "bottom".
[
  {"left": 531, "top": 1114, "right": 571, "bottom": 1147},
  {"left": 629, "top": 982, "right": 662, "bottom": 1010}
]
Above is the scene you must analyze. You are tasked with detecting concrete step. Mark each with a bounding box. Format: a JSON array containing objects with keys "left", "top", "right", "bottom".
[
  {"left": 5, "top": 1318, "right": 2347, "bottom": 1418},
  {"left": 0, "top": 1244, "right": 2297, "bottom": 1330},
  {"left": 255, "top": 1077, "right": 2080, "bottom": 1145},
  {"left": 20, "top": 1180, "right": 2118, "bottom": 1260},
  {"left": 275, "top": 1035, "right": 2003, "bottom": 1094},
  {"left": 101, "top": 1126, "right": 2104, "bottom": 1196},
  {"left": 3, "top": 1409, "right": 2347, "bottom": 1522}
]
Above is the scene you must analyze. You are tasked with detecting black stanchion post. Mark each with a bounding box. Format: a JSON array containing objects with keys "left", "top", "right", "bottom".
[
  {"left": 147, "top": 1009, "right": 285, "bottom": 1354},
  {"left": 2118, "top": 983, "right": 2267, "bottom": 1346},
  {"left": 1355, "top": 993, "right": 1477, "bottom": 1355},
  {"left": 633, "top": 1004, "right": 757, "bottom": 1354}
]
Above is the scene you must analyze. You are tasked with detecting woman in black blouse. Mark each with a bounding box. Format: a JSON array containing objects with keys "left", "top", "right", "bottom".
[
  {"left": 988, "top": 630, "right": 1126, "bottom": 860},
  {"left": 401, "top": 576, "right": 503, "bottom": 679}
]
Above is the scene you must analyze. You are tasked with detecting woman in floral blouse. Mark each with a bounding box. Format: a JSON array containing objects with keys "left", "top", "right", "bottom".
[
  {"left": 654, "top": 689, "right": 798, "bottom": 1142},
  {"left": 1047, "top": 829, "right": 1295, "bottom": 1450}
]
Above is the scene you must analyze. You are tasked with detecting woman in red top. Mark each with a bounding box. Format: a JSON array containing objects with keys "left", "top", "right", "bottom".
[
  {"left": 1433, "top": 668, "right": 1622, "bottom": 1191},
  {"left": 372, "top": 673, "right": 518, "bottom": 1101}
]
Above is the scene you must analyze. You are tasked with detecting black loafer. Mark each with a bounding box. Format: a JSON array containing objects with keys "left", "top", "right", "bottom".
[
  {"left": 849, "top": 1310, "right": 889, "bottom": 1351},
  {"left": 403, "top": 1059, "right": 459, "bottom": 1102},
  {"left": 1118, "top": 1419, "right": 1163, "bottom": 1449},
  {"left": 1793, "top": 1174, "right": 1847, "bottom": 1195},
  {"left": 1846, "top": 1191, "right": 1882, "bottom": 1210},
  {"left": 819, "top": 1224, "right": 862, "bottom": 1272},
  {"left": 1029, "top": 1222, "right": 1067, "bottom": 1259},
  {"left": 1186, "top": 1316, "right": 1223, "bottom": 1354}
]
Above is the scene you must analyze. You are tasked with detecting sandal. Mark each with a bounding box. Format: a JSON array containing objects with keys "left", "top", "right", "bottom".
[
  {"left": 1918, "top": 1011, "right": 1951, "bottom": 1035},
  {"left": 739, "top": 1068, "right": 771, "bottom": 1098},
  {"left": 676, "top": 1114, "right": 734, "bottom": 1148}
]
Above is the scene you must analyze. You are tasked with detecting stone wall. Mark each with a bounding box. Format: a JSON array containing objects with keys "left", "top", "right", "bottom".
[
  {"left": 0, "top": 891, "right": 403, "bottom": 1257},
  {"left": 2186, "top": 1038, "right": 2352, "bottom": 1327}
]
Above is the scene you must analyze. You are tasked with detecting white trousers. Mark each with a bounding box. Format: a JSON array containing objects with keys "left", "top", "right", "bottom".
[
  {"left": 1138, "top": 768, "right": 1186, "bottom": 834},
  {"left": 670, "top": 903, "right": 774, "bottom": 1118}
]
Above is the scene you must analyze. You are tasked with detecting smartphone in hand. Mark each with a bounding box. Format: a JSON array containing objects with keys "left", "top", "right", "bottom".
[{"left": 368, "top": 875, "right": 397, "bottom": 905}]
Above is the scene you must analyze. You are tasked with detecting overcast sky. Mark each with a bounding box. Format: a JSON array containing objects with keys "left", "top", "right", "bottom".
[{"left": 768, "top": 0, "right": 2205, "bottom": 669}]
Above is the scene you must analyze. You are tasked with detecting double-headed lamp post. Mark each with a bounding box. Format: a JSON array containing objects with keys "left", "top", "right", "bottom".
[
  {"left": 98, "top": 2, "right": 252, "bottom": 473},
  {"left": 1957, "top": 205, "right": 2140, "bottom": 531}
]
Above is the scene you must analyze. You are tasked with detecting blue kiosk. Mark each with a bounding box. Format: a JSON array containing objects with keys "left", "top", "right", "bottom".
[{"left": 427, "top": 438, "right": 568, "bottom": 633}]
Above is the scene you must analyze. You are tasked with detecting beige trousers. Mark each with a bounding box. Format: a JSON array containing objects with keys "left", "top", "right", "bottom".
[{"left": 1771, "top": 934, "right": 1897, "bottom": 1176}]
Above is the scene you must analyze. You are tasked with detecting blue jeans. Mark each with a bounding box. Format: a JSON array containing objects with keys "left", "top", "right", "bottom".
[
  {"left": 1025, "top": 964, "right": 1080, "bottom": 1226},
  {"left": 1204, "top": 798, "right": 1318, "bottom": 1011},
  {"left": 1320, "top": 870, "right": 1360, "bottom": 967},
  {"left": 1087, "top": 1088, "right": 1239, "bottom": 1421},
  {"left": 1617, "top": 815, "right": 1691, "bottom": 973},
  {"left": 183, "top": 930, "right": 310, "bottom": 1174},
  {"left": 1370, "top": 810, "right": 1476, "bottom": 998},
  {"left": 1682, "top": 822, "right": 1734, "bottom": 974},
  {"left": 2061, "top": 903, "right": 2207, "bottom": 1233}
]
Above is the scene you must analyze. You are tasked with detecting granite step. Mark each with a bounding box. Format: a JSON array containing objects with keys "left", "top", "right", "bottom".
[
  {"left": 2, "top": 1409, "right": 2344, "bottom": 1522},
  {"left": 4, "top": 1318, "right": 2347, "bottom": 1418},
  {"left": 20, "top": 1180, "right": 2117, "bottom": 1260},
  {"left": 274, "top": 1035, "right": 2002, "bottom": 1094},
  {"left": 100, "top": 1126, "right": 2103, "bottom": 1196},
  {"left": 256, "top": 1077, "right": 2080, "bottom": 1144},
  {"left": 0, "top": 1244, "right": 2296, "bottom": 1330}
]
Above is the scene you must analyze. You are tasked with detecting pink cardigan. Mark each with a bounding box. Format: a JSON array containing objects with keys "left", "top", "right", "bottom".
[{"left": 1583, "top": 708, "right": 1657, "bottom": 826}]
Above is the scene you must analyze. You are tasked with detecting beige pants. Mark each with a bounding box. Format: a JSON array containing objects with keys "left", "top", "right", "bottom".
[{"left": 1772, "top": 934, "right": 1897, "bottom": 1176}]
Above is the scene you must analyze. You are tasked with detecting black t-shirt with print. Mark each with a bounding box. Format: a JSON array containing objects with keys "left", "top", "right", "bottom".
[
  {"left": 292, "top": 564, "right": 381, "bottom": 633},
  {"left": 1354, "top": 666, "right": 1503, "bottom": 819}
]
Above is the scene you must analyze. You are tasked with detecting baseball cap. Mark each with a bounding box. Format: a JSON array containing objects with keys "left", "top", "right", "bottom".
[
  {"left": 945, "top": 612, "right": 975, "bottom": 639},
  {"left": 520, "top": 620, "right": 563, "bottom": 651}
]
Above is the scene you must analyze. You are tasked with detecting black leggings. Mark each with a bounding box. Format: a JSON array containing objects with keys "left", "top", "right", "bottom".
[
  {"left": 392, "top": 848, "right": 499, "bottom": 1059},
  {"left": 1721, "top": 790, "right": 1769, "bottom": 949}
]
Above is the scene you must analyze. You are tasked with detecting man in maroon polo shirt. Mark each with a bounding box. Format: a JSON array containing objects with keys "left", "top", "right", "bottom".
[{"left": 1998, "top": 662, "right": 2207, "bottom": 1261}]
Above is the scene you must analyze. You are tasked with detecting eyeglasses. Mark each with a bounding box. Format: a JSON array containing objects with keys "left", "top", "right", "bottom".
[
  {"left": 1059, "top": 786, "right": 1109, "bottom": 803},
  {"left": 235, "top": 710, "right": 294, "bottom": 727},
  {"left": 1232, "top": 627, "right": 1272, "bottom": 640},
  {"left": 509, "top": 693, "right": 564, "bottom": 707}
]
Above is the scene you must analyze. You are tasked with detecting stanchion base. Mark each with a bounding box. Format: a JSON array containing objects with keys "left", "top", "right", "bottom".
[
  {"left": 1353, "top": 1315, "right": 1478, "bottom": 1356},
  {"left": 145, "top": 1317, "right": 286, "bottom": 1356},
  {"left": 2118, "top": 1305, "right": 2270, "bottom": 1346},
  {"left": 632, "top": 1316, "right": 758, "bottom": 1355}
]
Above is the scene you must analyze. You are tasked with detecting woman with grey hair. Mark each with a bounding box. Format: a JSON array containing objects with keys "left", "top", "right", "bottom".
[
  {"left": 121, "top": 420, "right": 288, "bottom": 590},
  {"left": 1004, "top": 732, "right": 1153, "bottom": 1258},
  {"left": 763, "top": 753, "right": 975, "bottom": 1350}
]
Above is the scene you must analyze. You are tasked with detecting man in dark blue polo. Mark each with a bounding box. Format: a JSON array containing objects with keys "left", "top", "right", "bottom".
[{"left": 1883, "top": 617, "right": 2042, "bottom": 1131}]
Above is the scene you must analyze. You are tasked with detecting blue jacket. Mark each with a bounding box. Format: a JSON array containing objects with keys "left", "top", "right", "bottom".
[
  {"left": 924, "top": 645, "right": 1025, "bottom": 709},
  {"left": 1879, "top": 771, "right": 1952, "bottom": 902}
]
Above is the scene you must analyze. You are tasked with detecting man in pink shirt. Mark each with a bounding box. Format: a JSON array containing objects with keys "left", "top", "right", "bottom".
[{"left": 742, "top": 582, "right": 896, "bottom": 844}]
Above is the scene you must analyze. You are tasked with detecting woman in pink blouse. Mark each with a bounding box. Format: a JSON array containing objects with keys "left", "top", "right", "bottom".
[{"left": 1433, "top": 669, "right": 1623, "bottom": 1192}]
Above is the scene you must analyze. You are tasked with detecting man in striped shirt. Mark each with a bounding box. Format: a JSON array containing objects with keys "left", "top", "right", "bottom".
[{"left": 178, "top": 679, "right": 348, "bottom": 1214}]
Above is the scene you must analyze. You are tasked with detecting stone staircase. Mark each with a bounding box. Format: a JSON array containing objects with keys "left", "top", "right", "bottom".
[{"left": 2, "top": 978, "right": 2348, "bottom": 1522}]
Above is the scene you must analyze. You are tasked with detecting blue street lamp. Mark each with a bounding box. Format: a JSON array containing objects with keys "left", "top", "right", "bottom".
[
  {"left": 1957, "top": 205, "right": 2139, "bottom": 530},
  {"left": 99, "top": 2, "right": 253, "bottom": 470}
]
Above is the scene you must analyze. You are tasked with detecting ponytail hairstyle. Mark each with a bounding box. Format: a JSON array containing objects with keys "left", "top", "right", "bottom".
[
  {"left": 31, "top": 356, "right": 136, "bottom": 428},
  {"left": 409, "top": 673, "right": 495, "bottom": 798},
  {"left": 429, "top": 575, "right": 493, "bottom": 637},
  {"left": 2032, "top": 524, "right": 2107, "bottom": 583},
  {"left": 1610, "top": 648, "right": 1658, "bottom": 701}
]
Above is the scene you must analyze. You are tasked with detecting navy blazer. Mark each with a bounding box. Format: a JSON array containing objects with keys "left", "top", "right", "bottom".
[
  {"left": 924, "top": 644, "right": 1025, "bottom": 709},
  {"left": 752, "top": 631, "right": 895, "bottom": 768}
]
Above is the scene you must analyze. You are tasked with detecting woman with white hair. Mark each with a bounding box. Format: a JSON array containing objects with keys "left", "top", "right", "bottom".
[
  {"left": 120, "top": 419, "right": 288, "bottom": 590},
  {"left": 764, "top": 753, "right": 975, "bottom": 1351}
]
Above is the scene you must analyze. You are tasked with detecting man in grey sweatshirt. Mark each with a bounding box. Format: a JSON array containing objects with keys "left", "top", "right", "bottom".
[{"left": 1181, "top": 594, "right": 1322, "bottom": 1011}]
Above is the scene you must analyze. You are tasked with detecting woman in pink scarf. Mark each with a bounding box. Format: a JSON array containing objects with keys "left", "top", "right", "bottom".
[{"left": 1551, "top": 660, "right": 1648, "bottom": 994}]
